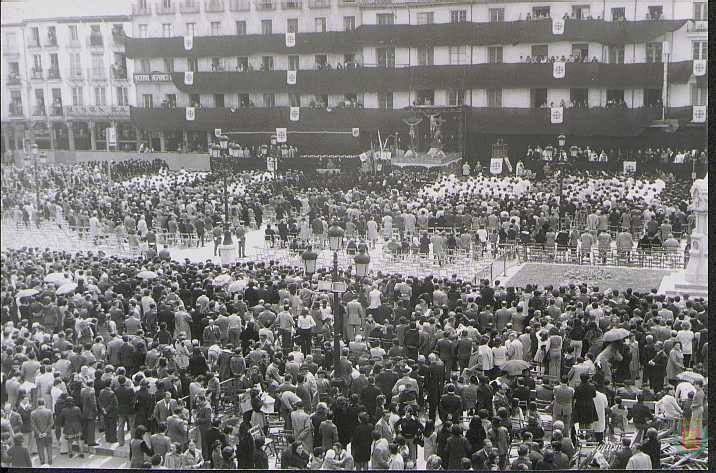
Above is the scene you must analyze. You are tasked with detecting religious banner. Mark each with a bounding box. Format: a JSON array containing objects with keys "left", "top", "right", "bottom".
[
  {"left": 185, "top": 107, "right": 195, "bottom": 121},
  {"left": 553, "top": 61, "right": 565, "bottom": 79},
  {"left": 550, "top": 107, "right": 564, "bottom": 124},
  {"left": 287, "top": 70, "right": 297, "bottom": 85},
  {"left": 285, "top": 32, "right": 296, "bottom": 48},
  {"left": 214, "top": 128, "right": 222, "bottom": 137},
  {"left": 352, "top": 128, "right": 360, "bottom": 138},
  {"left": 289, "top": 107, "right": 300, "bottom": 121},
  {"left": 490, "top": 157, "right": 503, "bottom": 175},
  {"left": 106, "top": 127, "right": 117, "bottom": 146},
  {"left": 623, "top": 161, "right": 637, "bottom": 174},
  {"left": 693, "top": 59, "right": 706, "bottom": 76},
  {"left": 692, "top": 105, "right": 706, "bottom": 123},
  {"left": 183, "top": 35, "right": 193, "bottom": 51},
  {"left": 184, "top": 71, "right": 194, "bottom": 85},
  {"left": 276, "top": 128, "right": 287, "bottom": 143},
  {"left": 552, "top": 18, "right": 565, "bottom": 35}
]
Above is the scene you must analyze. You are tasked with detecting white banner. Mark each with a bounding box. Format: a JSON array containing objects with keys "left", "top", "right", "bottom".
[
  {"left": 352, "top": 128, "right": 360, "bottom": 138},
  {"left": 214, "top": 128, "right": 222, "bottom": 137},
  {"left": 623, "top": 161, "right": 637, "bottom": 173},
  {"left": 550, "top": 107, "right": 564, "bottom": 124},
  {"left": 186, "top": 107, "right": 195, "bottom": 121},
  {"left": 490, "top": 158, "right": 503, "bottom": 175},
  {"left": 106, "top": 127, "right": 117, "bottom": 146},
  {"left": 184, "top": 35, "right": 193, "bottom": 50},
  {"left": 553, "top": 61, "right": 565, "bottom": 79},
  {"left": 552, "top": 18, "right": 565, "bottom": 35},
  {"left": 693, "top": 59, "right": 706, "bottom": 77},
  {"left": 285, "top": 32, "right": 295, "bottom": 48},
  {"left": 276, "top": 128, "right": 287, "bottom": 143},
  {"left": 287, "top": 70, "right": 297, "bottom": 85},
  {"left": 184, "top": 71, "right": 194, "bottom": 85},
  {"left": 692, "top": 105, "right": 706, "bottom": 123},
  {"left": 289, "top": 107, "right": 300, "bottom": 121}
]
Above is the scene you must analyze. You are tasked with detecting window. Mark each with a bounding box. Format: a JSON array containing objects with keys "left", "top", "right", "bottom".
[
  {"left": 448, "top": 89, "right": 465, "bottom": 106},
  {"left": 489, "top": 8, "right": 504, "bottom": 22},
  {"left": 288, "top": 55, "right": 299, "bottom": 71},
  {"left": 569, "top": 88, "right": 588, "bottom": 107},
  {"left": 572, "top": 43, "right": 589, "bottom": 59},
  {"left": 376, "top": 47, "right": 395, "bottom": 68},
  {"left": 487, "top": 88, "right": 502, "bottom": 107},
  {"left": 644, "top": 88, "right": 662, "bottom": 107},
  {"left": 140, "top": 58, "right": 151, "bottom": 73},
  {"left": 10, "top": 91, "right": 22, "bottom": 114},
  {"left": 646, "top": 42, "right": 663, "bottom": 63},
  {"left": 214, "top": 94, "right": 225, "bottom": 107},
  {"left": 693, "top": 2, "right": 707, "bottom": 20},
  {"left": 138, "top": 24, "right": 148, "bottom": 38},
  {"left": 449, "top": 46, "right": 466, "bottom": 65},
  {"left": 451, "top": 10, "right": 467, "bottom": 23},
  {"left": 287, "top": 18, "right": 298, "bottom": 33},
  {"left": 647, "top": 6, "right": 663, "bottom": 19},
  {"left": 261, "top": 20, "right": 272, "bottom": 35},
  {"left": 417, "top": 47, "right": 434, "bottom": 66},
  {"left": 51, "top": 88, "right": 62, "bottom": 110},
  {"left": 94, "top": 87, "right": 106, "bottom": 106},
  {"left": 69, "top": 25, "right": 78, "bottom": 41},
  {"left": 49, "top": 54, "right": 59, "bottom": 71},
  {"left": 30, "top": 27, "right": 40, "bottom": 46},
  {"left": 289, "top": 93, "right": 300, "bottom": 107},
  {"left": 92, "top": 54, "right": 104, "bottom": 78},
  {"left": 70, "top": 53, "right": 82, "bottom": 76},
  {"left": 162, "top": 24, "right": 173, "bottom": 38},
  {"left": 188, "top": 57, "right": 198, "bottom": 72},
  {"left": 572, "top": 5, "right": 590, "bottom": 19},
  {"left": 692, "top": 41, "right": 707, "bottom": 60},
  {"left": 315, "top": 54, "right": 327, "bottom": 69},
  {"left": 142, "top": 94, "right": 153, "bottom": 108},
  {"left": 261, "top": 56, "right": 274, "bottom": 71},
  {"left": 378, "top": 92, "right": 393, "bottom": 109},
  {"left": 263, "top": 93, "right": 275, "bottom": 108},
  {"left": 236, "top": 21, "right": 246, "bottom": 35},
  {"left": 164, "top": 58, "right": 174, "bottom": 72},
  {"left": 532, "top": 6, "right": 550, "bottom": 18},
  {"left": 33, "top": 54, "right": 42, "bottom": 70},
  {"left": 531, "top": 44, "right": 548, "bottom": 60},
  {"left": 611, "top": 7, "right": 625, "bottom": 21},
  {"left": 34, "top": 89, "right": 45, "bottom": 113},
  {"left": 606, "top": 89, "right": 625, "bottom": 104},
  {"left": 416, "top": 90, "right": 434, "bottom": 106},
  {"left": 47, "top": 26, "right": 57, "bottom": 45},
  {"left": 690, "top": 84, "right": 707, "bottom": 106},
  {"left": 190, "top": 94, "right": 200, "bottom": 106},
  {"left": 237, "top": 56, "right": 248, "bottom": 71},
  {"left": 343, "top": 16, "right": 355, "bottom": 31},
  {"left": 72, "top": 86, "right": 83, "bottom": 106},
  {"left": 165, "top": 94, "right": 176, "bottom": 108},
  {"left": 416, "top": 12, "right": 434, "bottom": 25},
  {"left": 314, "top": 94, "right": 328, "bottom": 107},
  {"left": 116, "top": 86, "right": 128, "bottom": 106},
  {"left": 186, "top": 23, "right": 196, "bottom": 36},
  {"left": 315, "top": 17, "right": 327, "bottom": 32},
  {"left": 530, "top": 88, "right": 547, "bottom": 108},
  {"left": 210, "top": 22, "right": 221, "bottom": 35},
  {"left": 377, "top": 13, "right": 394, "bottom": 25},
  {"left": 488, "top": 46, "right": 503, "bottom": 64},
  {"left": 608, "top": 45, "right": 625, "bottom": 64}
]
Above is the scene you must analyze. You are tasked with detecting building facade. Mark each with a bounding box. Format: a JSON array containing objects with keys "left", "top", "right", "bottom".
[{"left": 1, "top": 2, "right": 136, "bottom": 158}]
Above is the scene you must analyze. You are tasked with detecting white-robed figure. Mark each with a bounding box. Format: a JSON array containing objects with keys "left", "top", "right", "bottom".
[
  {"left": 366, "top": 217, "right": 379, "bottom": 246},
  {"left": 516, "top": 160, "right": 525, "bottom": 177},
  {"left": 382, "top": 214, "right": 393, "bottom": 240}
]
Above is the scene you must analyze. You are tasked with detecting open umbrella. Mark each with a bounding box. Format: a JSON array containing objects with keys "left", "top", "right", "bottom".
[
  {"left": 16, "top": 288, "right": 40, "bottom": 298},
  {"left": 501, "top": 359, "right": 531, "bottom": 376},
  {"left": 676, "top": 371, "right": 706, "bottom": 385},
  {"left": 44, "top": 272, "right": 71, "bottom": 285},
  {"left": 603, "top": 327, "right": 631, "bottom": 343},
  {"left": 137, "top": 270, "right": 158, "bottom": 280},
  {"left": 213, "top": 274, "right": 233, "bottom": 287},
  {"left": 56, "top": 282, "right": 78, "bottom": 295}
]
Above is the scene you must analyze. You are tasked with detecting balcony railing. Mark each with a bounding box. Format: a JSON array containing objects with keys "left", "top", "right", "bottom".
[
  {"left": 228, "top": 0, "right": 249, "bottom": 11},
  {"left": 27, "top": 39, "right": 41, "bottom": 48},
  {"left": 112, "top": 30, "right": 127, "bottom": 46},
  {"left": 88, "top": 36, "right": 104, "bottom": 48},
  {"left": 687, "top": 19, "right": 707, "bottom": 33},
  {"left": 180, "top": 0, "right": 201, "bottom": 12},
  {"left": 155, "top": 2, "right": 176, "bottom": 14},
  {"left": 48, "top": 68, "right": 61, "bottom": 79},
  {"left": 281, "top": 0, "right": 302, "bottom": 9},
  {"left": 33, "top": 106, "right": 47, "bottom": 116},
  {"left": 44, "top": 37, "right": 59, "bottom": 48},
  {"left": 68, "top": 39, "right": 81, "bottom": 48},
  {"left": 308, "top": 0, "right": 330, "bottom": 7},
  {"left": 31, "top": 68, "right": 43, "bottom": 79},
  {"left": 6, "top": 73, "right": 21, "bottom": 85},
  {"left": 205, "top": 0, "right": 225, "bottom": 12},
  {"left": 9, "top": 104, "right": 23, "bottom": 116},
  {"left": 255, "top": 0, "right": 275, "bottom": 10}
]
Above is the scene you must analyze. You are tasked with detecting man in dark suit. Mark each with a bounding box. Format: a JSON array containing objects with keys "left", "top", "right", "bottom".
[
  {"left": 80, "top": 379, "right": 98, "bottom": 447},
  {"left": 360, "top": 376, "right": 381, "bottom": 419},
  {"left": 426, "top": 354, "right": 446, "bottom": 422},
  {"left": 31, "top": 399, "right": 54, "bottom": 465},
  {"left": 436, "top": 334, "right": 457, "bottom": 373},
  {"left": 98, "top": 384, "right": 118, "bottom": 443},
  {"left": 114, "top": 376, "right": 136, "bottom": 446},
  {"left": 439, "top": 384, "right": 463, "bottom": 422}
]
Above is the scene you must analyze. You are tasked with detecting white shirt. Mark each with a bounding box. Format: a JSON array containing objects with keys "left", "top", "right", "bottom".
[
  {"left": 591, "top": 390, "right": 609, "bottom": 433},
  {"left": 676, "top": 330, "right": 694, "bottom": 355},
  {"left": 675, "top": 381, "right": 696, "bottom": 402},
  {"left": 297, "top": 315, "right": 316, "bottom": 330},
  {"left": 655, "top": 394, "right": 682, "bottom": 420},
  {"left": 368, "top": 289, "right": 382, "bottom": 309}
]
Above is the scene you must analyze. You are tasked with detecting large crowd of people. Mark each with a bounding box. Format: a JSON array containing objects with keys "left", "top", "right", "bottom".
[{"left": 0, "top": 157, "right": 708, "bottom": 470}]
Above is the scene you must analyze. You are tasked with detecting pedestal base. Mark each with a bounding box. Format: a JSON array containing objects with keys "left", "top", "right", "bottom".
[
  {"left": 218, "top": 244, "right": 236, "bottom": 266},
  {"left": 658, "top": 271, "right": 708, "bottom": 300}
]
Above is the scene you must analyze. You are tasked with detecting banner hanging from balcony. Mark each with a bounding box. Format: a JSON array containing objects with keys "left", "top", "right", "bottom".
[
  {"left": 290, "top": 107, "right": 300, "bottom": 121},
  {"left": 276, "top": 128, "right": 287, "bottom": 143},
  {"left": 489, "top": 158, "right": 503, "bottom": 175},
  {"left": 285, "top": 32, "right": 296, "bottom": 48},
  {"left": 553, "top": 61, "right": 565, "bottom": 79},
  {"left": 552, "top": 19, "right": 565, "bottom": 35},
  {"left": 184, "top": 71, "right": 194, "bottom": 85},
  {"left": 184, "top": 36, "right": 193, "bottom": 51},
  {"left": 185, "top": 107, "right": 195, "bottom": 121},
  {"left": 693, "top": 59, "right": 706, "bottom": 76},
  {"left": 352, "top": 128, "right": 360, "bottom": 137},
  {"left": 622, "top": 161, "right": 637, "bottom": 174},
  {"left": 107, "top": 127, "right": 117, "bottom": 147},
  {"left": 287, "top": 70, "right": 297, "bottom": 85},
  {"left": 550, "top": 107, "right": 564, "bottom": 124},
  {"left": 692, "top": 105, "right": 706, "bottom": 123}
]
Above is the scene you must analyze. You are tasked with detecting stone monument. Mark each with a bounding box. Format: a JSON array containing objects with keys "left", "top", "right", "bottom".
[{"left": 659, "top": 173, "right": 709, "bottom": 299}]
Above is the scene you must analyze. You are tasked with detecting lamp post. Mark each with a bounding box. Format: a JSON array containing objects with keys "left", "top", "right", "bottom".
[
  {"left": 218, "top": 135, "right": 233, "bottom": 246},
  {"left": 212, "top": 135, "right": 236, "bottom": 265},
  {"left": 327, "top": 224, "right": 345, "bottom": 378},
  {"left": 31, "top": 144, "right": 40, "bottom": 213},
  {"left": 555, "top": 134, "right": 568, "bottom": 225}
]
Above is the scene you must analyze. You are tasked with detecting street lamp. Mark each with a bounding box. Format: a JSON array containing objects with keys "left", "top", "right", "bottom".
[
  {"left": 354, "top": 249, "right": 371, "bottom": 278},
  {"left": 211, "top": 134, "right": 236, "bottom": 264},
  {"left": 301, "top": 247, "right": 318, "bottom": 276},
  {"left": 554, "top": 134, "right": 569, "bottom": 227},
  {"left": 327, "top": 224, "right": 345, "bottom": 379},
  {"left": 31, "top": 144, "right": 40, "bottom": 212}
]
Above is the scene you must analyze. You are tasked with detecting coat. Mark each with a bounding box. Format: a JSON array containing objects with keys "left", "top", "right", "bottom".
[
  {"left": 351, "top": 423, "right": 374, "bottom": 463},
  {"left": 573, "top": 382, "right": 599, "bottom": 425},
  {"left": 58, "top": 404, "right": 83, "bottom": 436},
  {"left": 290, "top": 409, "right": 313, "bottom": 452},
  {"left": 665, "top": 348, "right": 684, "bottom": 383}
]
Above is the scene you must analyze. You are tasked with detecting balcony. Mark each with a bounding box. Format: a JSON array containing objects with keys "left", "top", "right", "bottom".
[
  {"left": 132, "top": 4, "right": 152, "bottom": 15},
  {"left": 31, "top": 68, "right": 43, "bottom": 80},
  {"left": 255, "top": 0, "right": 275, "bottom": 10},
  {"left": 6, "top": 73, "right": 21, "bottom": 85},
  {"left": 9, "top": 104, "right": 23, "bottom": 116},
  {"left": 47, "top": 68, "right": 61, "bottom": 80},
  {"left": 228, "top": 0, "right": 249, "bottom": 11},
  {"left": 180, "top": 0, "right": 200, "bottom": 12},
  {"left": 687, "top": 20, "right": 707, "bottom": 33},
  {"left": 205, "top": 0, "right": 225, "bottom": 12},
  {"left": 281, "top": 0, "right": 302, "bottom": 9},
  {"left": 27, "top": 39, "right": 41, "bottom": 49},
  {"left": 88, "top": 35, "right": 104, "bottom": 49},
  {"left": 44, "top": 37, "right": 59, "bottom": 48},
  {"left": 111, "top": 65, "right": 128, "bottom": 80},
  {"left": 33, "top": 106, "right": 47, "bottom": 117},
  {"left": 308, "top": 0, "right": 330, "bottom": 7},
  {"left": 155, "top": 2, "right": 176, "bottom": 14}
]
